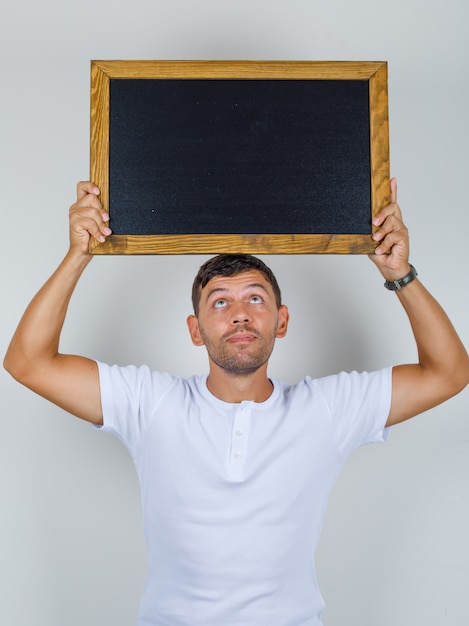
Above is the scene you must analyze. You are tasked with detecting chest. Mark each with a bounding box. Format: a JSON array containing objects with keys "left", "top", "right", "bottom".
[{"left": 138, "top": 398, "right": 343, "bottom": 523}]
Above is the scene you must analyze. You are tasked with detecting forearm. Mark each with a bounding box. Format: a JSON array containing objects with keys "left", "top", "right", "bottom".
[
  {"left": 4, "top": 250, "right": 92, "bottom": 380},
  {"left": 370, "top": 178, "right": 468, "bottom": 425}
]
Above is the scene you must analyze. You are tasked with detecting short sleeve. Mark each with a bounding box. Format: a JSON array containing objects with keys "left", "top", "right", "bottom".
[
  {"left": 96, "top": 361, "right": 176, "bottom": 460},
  {"left": 313, "top": 367, "right": 392, "bottom": 457}
]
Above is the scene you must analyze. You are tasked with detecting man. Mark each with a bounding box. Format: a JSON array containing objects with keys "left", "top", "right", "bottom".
[{"left": 4, "top": 179, "right": 469, "bottom": 625}]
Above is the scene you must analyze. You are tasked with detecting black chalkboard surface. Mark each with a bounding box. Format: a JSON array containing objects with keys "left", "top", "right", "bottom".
[{"left": 90, "top": 61, "right": 390, "bottom": 254}]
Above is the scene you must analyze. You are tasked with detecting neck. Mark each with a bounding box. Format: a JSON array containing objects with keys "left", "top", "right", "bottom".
[{"left": 206, "top": 362, "right": 273, "bottom": 403}]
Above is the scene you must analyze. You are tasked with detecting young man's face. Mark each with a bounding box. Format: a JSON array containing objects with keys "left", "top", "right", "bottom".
[{"left": 187, "top": 270, "right": 289, "bottom": 376}]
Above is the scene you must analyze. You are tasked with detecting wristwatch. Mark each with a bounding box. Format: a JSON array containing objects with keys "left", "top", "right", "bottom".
[{"left": 384, "top": 264, "right": 418, "bottom": 291}]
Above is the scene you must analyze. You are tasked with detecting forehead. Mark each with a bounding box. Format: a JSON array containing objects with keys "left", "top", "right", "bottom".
[{"left": 202, "top": 270, "right": 273, "bottom": 295}]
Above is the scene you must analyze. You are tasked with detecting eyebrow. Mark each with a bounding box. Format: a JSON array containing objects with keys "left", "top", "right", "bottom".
[{"left": 205, "top": 282, "right": 270, "bottom": 303}]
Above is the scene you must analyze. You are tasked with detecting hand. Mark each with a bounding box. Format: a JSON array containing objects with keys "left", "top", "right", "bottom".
[
  {"left": 369, "top": 178, "right": 410, "bottom": 281},
  {"left": 68, "top": 182, "right": 112, "bottom": 254}
]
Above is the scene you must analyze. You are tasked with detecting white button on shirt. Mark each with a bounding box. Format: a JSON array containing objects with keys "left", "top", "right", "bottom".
[{"left": 228, "top": 403, "right": 252, "bottom": 480}]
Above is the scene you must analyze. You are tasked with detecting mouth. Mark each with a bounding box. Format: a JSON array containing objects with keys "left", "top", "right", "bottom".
[
  {"left": 226, "top": 334, "right": 256, "bottom": 344},
  {"left": 224, "top": 328, "right": 260, "bottom": 344}
]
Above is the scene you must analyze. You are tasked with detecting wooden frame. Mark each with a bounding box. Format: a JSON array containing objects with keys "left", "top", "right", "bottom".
[{"left": 90, "top": 60, "right": 389, "bottom": 255}]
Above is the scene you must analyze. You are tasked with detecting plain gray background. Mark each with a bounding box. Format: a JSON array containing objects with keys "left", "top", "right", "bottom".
[{"left": 1, "top": 1, "right": 468, "bottom": 624}]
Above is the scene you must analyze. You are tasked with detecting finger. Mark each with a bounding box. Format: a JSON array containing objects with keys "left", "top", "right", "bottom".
[
  {"left": 372, "top": 178, "right": 401, "bottom": 227},
  {"left": 373, "top": 204, "right": 402, "bottom": 229},
  {"left": 76, "top": 181, "right": 100, "bottom": 201},
  {"left": 72, "top": 216, "right": 109, "bottom": 244},
  {"left": 374, "top": 225, "right": 409, "bottom": 256},
  {"left": 70, "top": 205, "right": 110, "bottom": 230},
  {"left": 70, "top": 202, "right": 111, "bottom": 243},
  {"left": 390, "top": 177, "right": 397, "bottom": 205},
  {"left": 372, "top": 214, "right": 405, "bottom": 242},
  {"left": 71, "top": 191, "right": 105, "bottom": 217},
  {"left": 71, "top": 211, "right": 112, "bottom": 244}
]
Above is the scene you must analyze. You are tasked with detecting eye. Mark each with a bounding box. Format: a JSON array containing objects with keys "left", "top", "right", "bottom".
[
  {"left": 249, "top": 295, "right": 263, "bottom": 304},
  {"left": 213, "top": 298, "right": 227, "bottom": 308}
]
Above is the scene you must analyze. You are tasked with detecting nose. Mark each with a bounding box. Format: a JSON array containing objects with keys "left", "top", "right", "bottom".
[{"left": 231, "top": 300, "right": 251, "bottom": 324}]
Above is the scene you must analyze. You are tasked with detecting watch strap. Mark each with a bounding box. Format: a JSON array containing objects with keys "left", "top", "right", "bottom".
[{"left": 384, "top": 264, "right": 418, "bottom": 291}]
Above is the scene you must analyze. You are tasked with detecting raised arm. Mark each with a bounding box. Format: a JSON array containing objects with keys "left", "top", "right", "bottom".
[
  {"left": 3, "top": 182, "right": 112, "bottom": 425},
  {"left": 370, "top": 179, "right": 469, "bottom": 427}
]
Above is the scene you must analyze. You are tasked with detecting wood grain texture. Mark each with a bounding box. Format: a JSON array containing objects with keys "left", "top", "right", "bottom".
[
  {"left": 89, "top": 62, "right": 110, "bottom": 253},
  {"left": 90, "top": 233, "right": 377, "bottom": 255},
  {"left": 369, "top": 63, "right": 390, "bottom": 229},
  {"left": 91, "top": 60, "right": 386, "bottom": 80}
]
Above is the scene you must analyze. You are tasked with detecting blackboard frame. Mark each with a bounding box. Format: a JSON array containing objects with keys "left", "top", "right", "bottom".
[{"left": 89, "top": 60, "right": 389, "bottom": 255}]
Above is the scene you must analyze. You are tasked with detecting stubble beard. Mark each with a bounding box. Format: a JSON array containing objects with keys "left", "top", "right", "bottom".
[{"left": 199, "top": 324, "right": 277, "bottom": 377}]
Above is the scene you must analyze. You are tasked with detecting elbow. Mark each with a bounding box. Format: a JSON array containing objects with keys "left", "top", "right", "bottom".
[
  {"left": 448, "top": 353, "right": 469, "bottom": 397},
  {"left": 4, "top": 352, "right": 23, "bottom": 383},
  {"left": 3, "top": 350, "right": 15, "bottom": 377},
  {"left": 3, "top": 349, "right": 34, "bottom": 387},
  {"left": 4, "top": 336, "right": 19, "bottom": 378},
  {"left": 424, "top": 353, "right": 469, "bottom": 406},
  {"left": 460, "top": 359, "right": 469, "bottom": 392}
]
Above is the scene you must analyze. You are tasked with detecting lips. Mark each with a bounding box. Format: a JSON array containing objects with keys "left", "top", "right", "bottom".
[
  {"left": 227, "top": 334, "right": 256, "bottom": 343},
  {"left": 223, "top": 327, "right": 260, "bottom": 343}
]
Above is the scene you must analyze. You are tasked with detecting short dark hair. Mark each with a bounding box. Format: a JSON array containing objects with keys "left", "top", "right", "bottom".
[{"left": 191, "top": 254, "right": 282, "bottom": 316}]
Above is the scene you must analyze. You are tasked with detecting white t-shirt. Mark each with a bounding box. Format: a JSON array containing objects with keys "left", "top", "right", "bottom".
[{"left": 97, "top": 363, "right": 392, "bottom": 626}]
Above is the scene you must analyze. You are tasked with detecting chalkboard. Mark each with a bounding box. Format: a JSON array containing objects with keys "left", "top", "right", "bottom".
[{"left": 90, "top": 61, "right": 390, "bottom": 254}]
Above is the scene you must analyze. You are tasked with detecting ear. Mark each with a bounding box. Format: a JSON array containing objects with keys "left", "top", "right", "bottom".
[
  {"left": 187, "top": 315, "right": 205, "bottom": 346},
  {"left": 275, "top": 305, "right": 290, "bottom": 339}
]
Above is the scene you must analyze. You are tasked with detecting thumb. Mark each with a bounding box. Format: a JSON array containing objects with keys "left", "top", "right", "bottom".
[{"left": 76, "top": 181, "right": 100, "bottom": 201}]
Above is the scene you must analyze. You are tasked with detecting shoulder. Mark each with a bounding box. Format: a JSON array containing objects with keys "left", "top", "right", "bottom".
[
  {"left": 96, "top": 362, "right": 205, "bottom": 400},
  {"left": 274, "top": 368, "right": 392, "bottom": 407}
]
